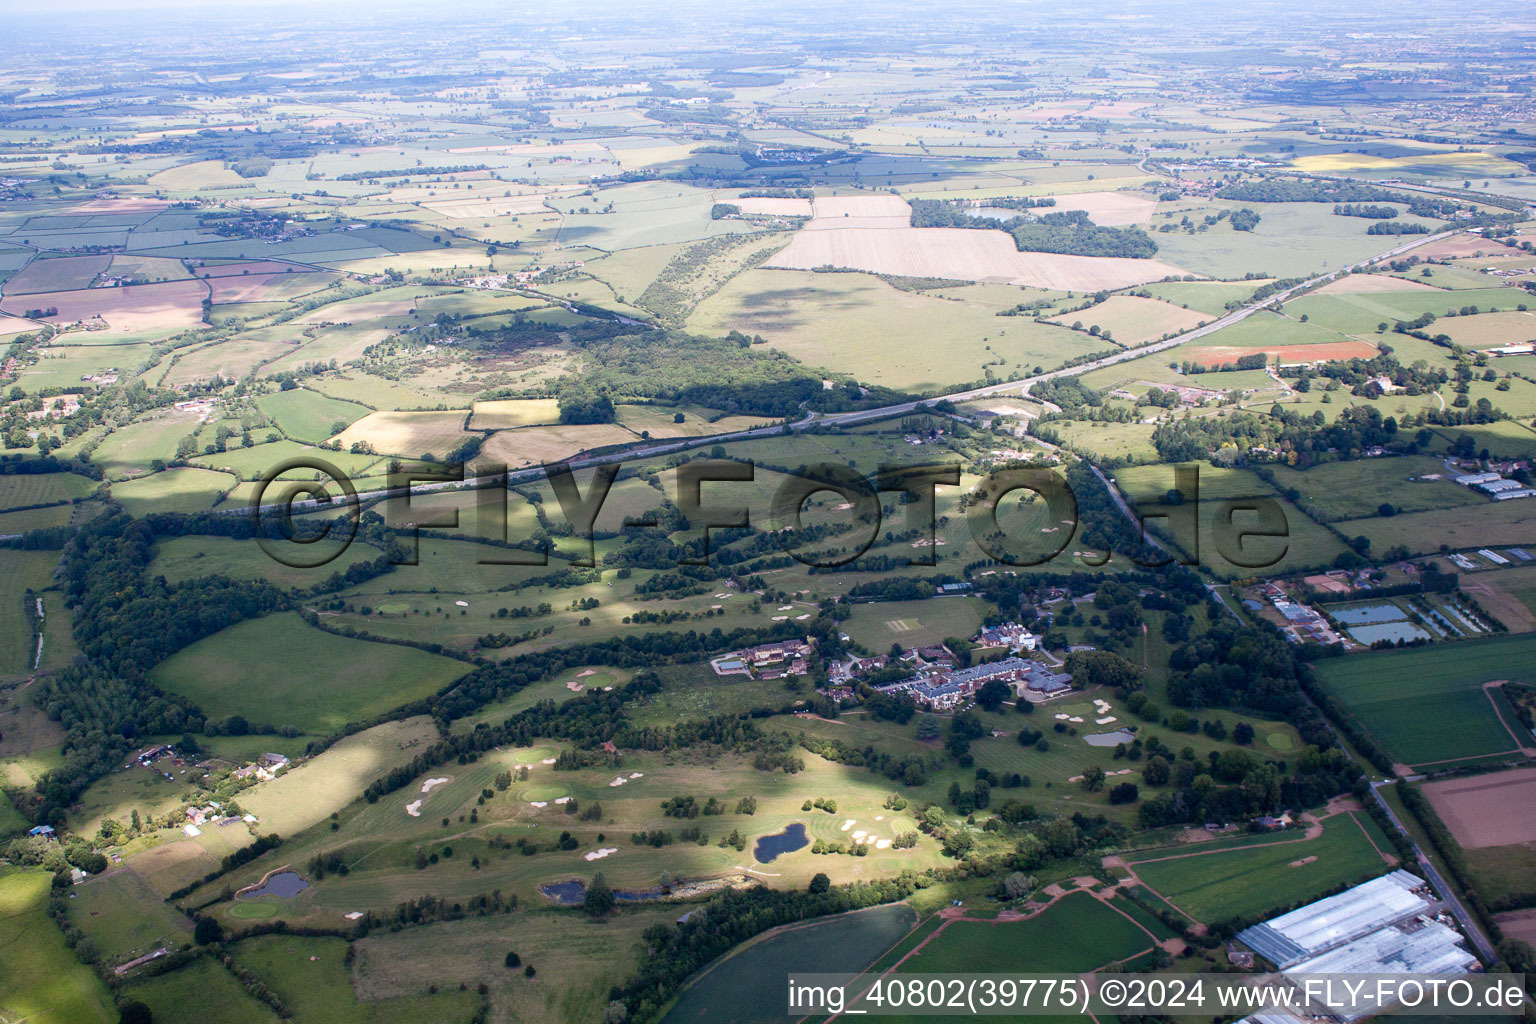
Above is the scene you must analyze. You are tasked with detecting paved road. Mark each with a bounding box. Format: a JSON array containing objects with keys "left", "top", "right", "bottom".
[{"left": 251, "top": 228, "right": 1454, "bottom": 519}]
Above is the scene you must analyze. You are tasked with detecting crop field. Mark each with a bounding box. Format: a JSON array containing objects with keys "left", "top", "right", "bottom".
[
  {"left": 1045, "top": 295, "right": 1207, "bottom": 345},
  {"left": 467, "top": 398, "right": 563, "bottom": 429},
  {"left": 1142, "top": 279, "right": 1264, "bottom": 315},
  {"left": 1124, "top": 813, "right": 1391, "bottom": 923},
  {"left": 1343, "top": 497, "right": 1536, "bottom": 556},
  {"left": 1421, "top": 767, "right": 1536, "bottom": 849},
  {"left": 690, "top": 268, "right": 1097, "bottom": 391},
  {"left": 1313, "top": 635, "right": 1536, "bottom": 767},
  {"left": 662, "top": 904, "right": 919, "bottom": 1024},
  {"left": 148, "top": 612, "right": 471, "bottom": 733},
  {"left": 1, "top": 254, "right": 111, "bottom": 293},
  {"left": 1282, "top": 287, "right": 1523, "bottom": 335},
  {"left": 331, "top": 409, "right": 477, "bottom": 459},
  {"left": 0, "top": 471, "right": 99, "bottom": 508},
  {"left": 257, "top": 387, "right": 371, "bottom": 443},
  {"left": 1312, "top": 272, "right": 1443, "bottom": 295},
  {"left": 0, "top": 868, "right": 113, "bottom": 1024},
  {"left": 766, "top": 225, "right": 1185, "bottom": 291},
  {"left": 0, "top": 279, "right": 209, "bottom": 330},
  {"left": 480, "top": 423, "right": 641, "bottom": 467},
  {"left": 110, "top": 466, "right": 234, "bottom": 516},
  {"left": 1266, "top": 455, "right": 1477, "bottom": 520}
]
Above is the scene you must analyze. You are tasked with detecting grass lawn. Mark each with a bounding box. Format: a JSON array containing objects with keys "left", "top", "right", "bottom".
[
  {"left": 841, "top": 597, "right": 986, "bottom": 651},
  {"left": 148, "top": 612, "right": 470, "bottom": 733},
  {"left": 110, "top": 466, "right": 235, "bottom": 516},
  {"left": 0, "top": 549, "right": 61, "bottom": 675},
  {"left": 0, "top": 868, "right": 114, "bottom": 1024},
  {"left": 68, "top": 867, "right": 193, "bottom": 963},
  {"left": 1313, "top": 635, "right": 1536, "bottom": 767},
  {"left": 1126, "top": 813, "right": 1391, "bottom": 923},
  {"left": 0, "top": 472, "right": 99, "bottom": 509},
  {"left": 149, "top": 534, "right": 384, "bottom": 589},
  {"left": 662, "top": 903, "right": 919, "bottom": 1024},
  {"left": 1343, "top": 497, "right": 1536, "bottom": 557},
  {"left": 1267, "top": 455, "right": 1476, "bottom": 520}
]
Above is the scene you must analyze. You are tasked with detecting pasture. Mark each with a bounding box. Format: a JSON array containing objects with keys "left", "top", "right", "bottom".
[
  {"left": 228, "top": 935, "right": 479, "bottom": 1024},
  {"left": 0, "top": 549, "right": 63, "bottom": 675},
  {"left": 122, "top": 955, "right": 282, "bottom": 1024},
  {"left": 148, "top": 534, "right": 384, "bottom": 589},
  {"left": 257, "top": 388, "right": 371, "bottom": 443},
  {"left": 110, "top": 466, "right": 235, "bottom": 516},
  {"left": 1345, "top": 498, "right": 1536, "bottom": 556},
  {"left": 1124, "top": 813, "right": 1391, "bottom": 923},
  {"left": 1266, "top": 455, "right": 1477, "bottom": 521},
  {"left": 68, "top": 866, "right": 192, "bottom": 963},
  {"left": 1313, "top": 635, "right": 1536, "bottom": 767},
  {"left": 0, "top": 868, "right": 113, "bottom": 1024},
  {"left": 148, "top": 612, "right": 470, "bottom": 733},
  {"left": 0, "top": 471, "right": 99, "bottom": 508}
]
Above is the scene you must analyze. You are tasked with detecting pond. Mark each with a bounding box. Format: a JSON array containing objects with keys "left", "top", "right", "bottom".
[
  {"left": 1084, "top": 727, "right": 1137, "bottom": 748},
  {"left": 753, "top": 822, "right": 809, "bottom": 864},
  {"left": 240, "top": 871, "right": 309, "bottom": 899},
  {"left": 1329, "top": 602, "right": 1407, "bottom": 625},
  {"left": 966, "top": 206, "right": 1028, "bottom": 222},
  {"left": 1345, "top": 621, "right": 1432, "bottom": 645}
]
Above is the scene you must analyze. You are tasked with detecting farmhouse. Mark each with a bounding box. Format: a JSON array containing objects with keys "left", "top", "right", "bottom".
[{"left": 973, "top": 622, "right": 1038, "bottom": 653}]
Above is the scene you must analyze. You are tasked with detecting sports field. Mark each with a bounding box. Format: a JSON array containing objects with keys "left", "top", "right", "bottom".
[
  {"left": 841, "top": 597, "right": 986, "bottom": 650},
  {"left": 148, "top": 612, "right": 471, "bottom": 733},
  {"left": 1313, "top": 635, "right": 1536, "bottom": 767}
]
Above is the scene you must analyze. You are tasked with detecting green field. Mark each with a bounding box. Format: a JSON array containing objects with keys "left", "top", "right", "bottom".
[
  {"left": 0, "top": 472, "right": 99, "bottom": 509},
  {"left": 1267, "top": 455, "right": 1477, "bottom": 521},
  {"left": 889, "top": 890, "right": 1149, "bottom": 973},
  {"left": 149, "top": 534, "right": 384, "bottom": 589},
  {"left": 228, "top": 934, "right": 480, "bottom": 1024},
  {"left": 842, "top": 597, "right": 986, "bottom": 651},
  {"left": 148, "top": 612, "right": 471, "bottom": 733},
  {"left": 67, "top": 866, "right": 193, "bottom": 962},
  {"left": 1126, "top": 813, "right": 1391, "bottom": 923},
  {"left": 0, "top": 868, "right": 114, "bottom": 1024},
  {"left": 0, "top": 549, "right": 62, "bottom": 675},
  {"left": 1313, "top": 635, "right": 1536, "bottom": 766},
  {"left": 122, "top": 955, "right": 283, "bottom": 1024},
  {"left": 257, "top": 388, "right": 372, "bottom": 443},
  {"left": 662, "top": 903, "right": 919, "bottom": 1024}
]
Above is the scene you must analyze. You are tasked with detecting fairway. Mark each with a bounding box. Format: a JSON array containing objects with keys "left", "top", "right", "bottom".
[
  {"left": 148, "top": 612, "right": 470, "bottom": 733},
  {"left": 1127, "top": 813, "right": 1391, "bottom": 923},
  {"left": 1313, "top": 635, "right": 1536, "bottom": 767}
]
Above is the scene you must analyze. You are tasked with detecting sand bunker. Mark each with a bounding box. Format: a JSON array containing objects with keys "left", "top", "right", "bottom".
[
  {"left": 875, "top": 839, "right": 892, "bottom": 849},
  {"left": 584, "top": 847, "right": 618, "bottom": 861},
  {"left": 529, "top": 800, "right": 548, "bottom": 808},
  {"left": 405, "top": 800, "right": 422, "bottom": 817},
  {"left": 421, "top": 777, "right": 450, "bottom": 793},
  {"left": 841, "top": 819, "right": 855, "bottom": 831}
]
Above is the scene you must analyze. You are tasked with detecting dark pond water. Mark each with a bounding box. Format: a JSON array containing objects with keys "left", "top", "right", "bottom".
[
  {"left": 241, "top": 871, "right": 309, "bottom": 899},
  {"left": 753, "top": 822, "right": 809, "bottom": 864}
]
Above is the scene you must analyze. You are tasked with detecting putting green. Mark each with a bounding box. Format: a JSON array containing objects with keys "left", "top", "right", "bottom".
[
  {"left": 1265, "top": 732, "right": 1296, "bottom": 751},
  {"left": 521, "top": 784, "right": 568, "bottom": 802},
  {"left": 228, "top": 900, "right": 279, "bottom": 919},
  {"left": 507, "top": 746, "right": 555, "bottom": 763},
  {"left": 376, "top": 602, "right": 411, "bottom": 614}
]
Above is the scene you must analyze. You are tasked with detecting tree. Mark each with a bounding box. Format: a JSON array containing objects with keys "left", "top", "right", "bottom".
[
  {"left": 505, "top": 951, "right": 522, "bottom": 968},
  {"left": 1081, "top": 765, "right": 1106, "bottom": 792},
  {"left": 1002, "top": 871, "right": 1035, "bottom": 900},
  {"left": 606, "top": 1002, "right": 630, "bottom": 1024},
  {"left": 975, "top": 679, "right": 1011, "bottom": 712},
  {"left": 193, "top": 917, "right": 222, "bottom": 944},
  {"left": 118, "top": 1001, "right": 154, "bottom": 1024},
  {"left": 808, "top": 872, "right": 831, "bottom": 894},
  {"left": 1143, "top": 756, "right": 1171, "bottom": 786},
  {"left": 585, "top": 872, "right": 615, "bottom": 916},
  {"left": 915, "top": 716, "right": 941, "bottom": 741},
  {"left": 1233, "top": 722, "right": 1254, "bottom": 745}
]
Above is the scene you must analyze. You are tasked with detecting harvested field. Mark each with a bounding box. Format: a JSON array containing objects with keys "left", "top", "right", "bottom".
[
  {"left": 194, "top": 261, "right": 318, "bottom": 277},
  {"left": 331, "top": 410, "right": 476, "bottom": 459},
  {"left": 1045, "top": 295, "right": 1206, "bottom": 345},
  {"left": 766, "top": 226, "right": 1184, "bottom": 290},
  {"left": 1, "top": 254, "right": 111, "bottom": 294},
  {"left": 1313, "top": 273, "right": 1444, "bottom": 295},
  {"left": 806, "top": 194, "right": 911, "bottom": 229},
  {"left": 1045, "top": 190, "right": 1156, "bottom": 225},
  {"left": 1180, "top": 340, "right": 1380, "bottom": 367},
  {"left": 467, "top": 398, "right": 562, "bottom": 429},
  {"left": 207, "top": 273, "right": 325, "bottom": 304},
  {"left": 1411, "top": 235, "right": 1517, "bottom": 260},
  {"left": 69, "top": 196, "right": 170, "bottom": 215},
  {"left": 1497, "top": 908, "right": 1536, "bottom": 947},
  {"left": 422, "top": 194, "right": 553, "bottom": 218},
  {"left": 1421, "top": 767, "right": 1536, "bottom": 848},
  {"left": 0, "top": 279, "right": 208, "bottom": 331},
  {"left": 480, "top": 423, "right": 639, "bottom": 467}
]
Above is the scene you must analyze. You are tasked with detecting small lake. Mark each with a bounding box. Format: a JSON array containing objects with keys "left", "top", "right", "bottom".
[
  {"left": 1329, "top": 602, "right": 1407, "bottom": 625},
  {"left": 753, "top": 822, "right": 809, "bottom": 864},
  {"left": 240, "top": 871, "right": 309, "bottom": 899},
  {"left": 1345, "top": 621, "right": 1432, "bottom": 645},
  {"left": 966, "top": 206, "right": 1029, "bottom": 222},
  {"left": 1084, "top": 728, "right": 1137, "bottom": 747}
]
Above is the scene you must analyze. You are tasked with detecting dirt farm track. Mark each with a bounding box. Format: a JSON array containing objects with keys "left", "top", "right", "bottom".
[{"left": 1420, "top": 767, "right": 1536, "bottom": 848}]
